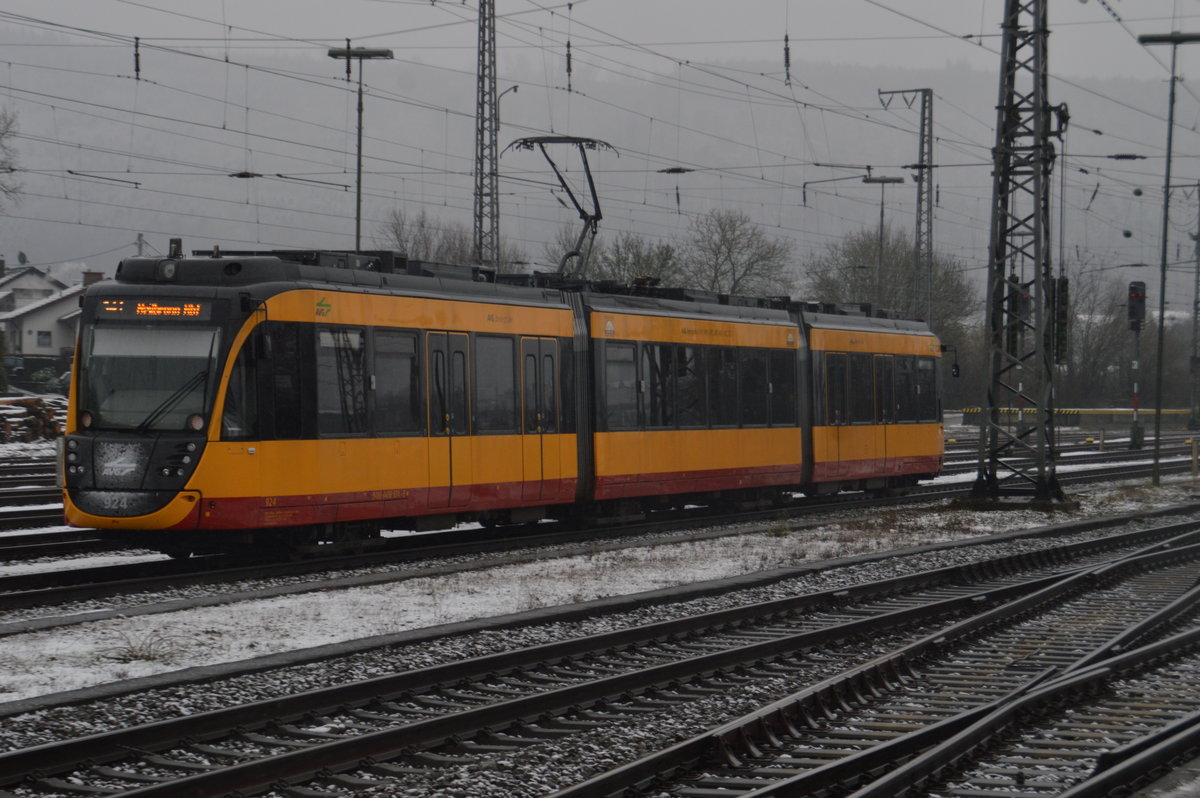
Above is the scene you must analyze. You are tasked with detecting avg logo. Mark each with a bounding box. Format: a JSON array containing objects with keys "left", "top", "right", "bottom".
[{"left": 315, "top": 297, "right": 332, "bottom": 317}]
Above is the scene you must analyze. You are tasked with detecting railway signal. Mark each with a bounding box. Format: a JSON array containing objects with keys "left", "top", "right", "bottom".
[{"left": 1128, "top": 280, "right": 1146, "bottom": 331}]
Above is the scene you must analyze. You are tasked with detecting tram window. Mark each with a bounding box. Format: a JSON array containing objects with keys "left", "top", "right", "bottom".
[
  {"left": 825, "top": 353, "right": 847, "bottom": 425},
  {"left": 769, "top": 350, "right": 797, "bottom": 426},
  {"left": 375, "top": 330, "right": 421, "bottom": 434},
  {"left": 604, "top": 342, "right": 637, "bottom": 429},
  {"left": 739, "top": 349, "right": 768, "bottom": 427},
  {"left": 894, "top": 356, "right": 918, "bottom": 423},
  {"left": 676, "top": 345, "right": 705, "bottom": 428},
  {"left": 475, "top": 335, "right": 516, "bottom": 433},
  {"left": 451, "top": 350, "right": 469, "bottom": 436},
  {"left": 916, "top": 356, "right": 938, "bottom": 421},
  {"left": 221, "top": 333, "right": 258, "bottom": 440},
  {"left": 524, "top": 352, "right": 539, "bottom": 433},
  {"left": 558, "top": 341, "right": 575, "bottom": 433},
  {"left": 643, "top": 343, "right": 674, "bottom": 429},
  {"left": 874, "top": 355, "right": 895, "bottom": 424},
  {"left": 848, "top": 353, "right": 874, "bottom": 424},
  {"left": 542, "top": 351, "right": 558, "bottom": 433},
  {"left": 708, "top": 347, "right": 738, "bottom": 427},
  {"left": 317, "top": 327, "right": 368, "bottom": 435}
]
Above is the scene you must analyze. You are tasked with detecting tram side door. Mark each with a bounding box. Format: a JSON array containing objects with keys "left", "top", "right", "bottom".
[
  {"left": 520, "top": 337, "right": 559, "bottom": 501},
  {"left": 428, "top": 332, "right": 471, "bottom": 508}
]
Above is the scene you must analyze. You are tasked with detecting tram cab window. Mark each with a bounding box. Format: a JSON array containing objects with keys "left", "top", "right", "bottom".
[
  {"left": 221, "top": 333, "right": 259, "bottom": 440},
  {"left": 739, "top": 350, "right": 768, "bottom": 427},
  {"left": 264, "top": 322, "right": 310, "bottom": 440},
  {"left": 317, "top": 327, "right": 368, "bottom": 435},
  {"left": 475, "top": 335, "right": 516, "bottom": 433},
  {"left": 375, "top": 330, "right": 421, "bottom": 434},
  {"left": 769, "top": 350, "right": 797, "bottom": 426},
  {"left": 604, "top": 342, "right": 637, "bottom": 429}
]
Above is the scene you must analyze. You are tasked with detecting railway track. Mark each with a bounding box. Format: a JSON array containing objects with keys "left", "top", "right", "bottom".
[
  {"left": 556, "top": 535, "right": 1200, "bottom": 798},
  {"left": 2, "top": 456, "right": 1196, "bottom": 618},
  {"left": 1, "top": 519, "right": 1196, "bottom": 797},
  {"left": 3, "top": 456, "right": 1197, "bottom": 637}
]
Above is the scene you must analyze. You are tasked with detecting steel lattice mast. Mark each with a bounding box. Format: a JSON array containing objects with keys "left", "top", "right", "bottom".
[
  {"left": 972, "top": 0, "right": 1069, "bottom": 502},
  {"left": 913, "top": 89, "right": 934, "bottom": 325},
  {"left": 472, "top": 0, "right": 499, "bottom": 267}
]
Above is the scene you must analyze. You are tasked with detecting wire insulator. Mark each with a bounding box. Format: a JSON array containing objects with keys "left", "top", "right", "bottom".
[
  {"left": 566, "top": 40, "right": 573, "bottom": 92},
  {"left": 134, "top": 36, "right": 141, "bottom": 80},
  {"left": 784, "top": 34, "right": 791, "bottom": 87}
]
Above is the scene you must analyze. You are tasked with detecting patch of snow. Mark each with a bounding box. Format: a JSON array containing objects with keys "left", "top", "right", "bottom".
[{"left": 0, "top": 476, "right": 1196, "bottom": 703}]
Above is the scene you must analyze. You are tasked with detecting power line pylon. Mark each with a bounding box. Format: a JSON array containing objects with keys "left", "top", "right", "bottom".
[
  {"left": 972, "top": 0, "right": 1071, "bottom": 504},
  {"left": 879, "top": 88, "right": 934, "bottom": 323},
  {"left": 472, "top": 0, "right": 499, "bottom": 267}
]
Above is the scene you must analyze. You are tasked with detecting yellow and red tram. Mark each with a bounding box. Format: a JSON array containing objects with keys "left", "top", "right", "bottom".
[{"left": 61, "top": 246, "right": 943, "bottom": 555}]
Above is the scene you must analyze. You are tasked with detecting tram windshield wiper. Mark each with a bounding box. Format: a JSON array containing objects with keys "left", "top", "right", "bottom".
[{"left": 134, "top": 369, "right": 209, "bottom": 433}]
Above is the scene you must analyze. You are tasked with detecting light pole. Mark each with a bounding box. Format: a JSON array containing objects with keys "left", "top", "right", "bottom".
[
  {"left": 488, "top": 84, "right": 517, "bottom": 266},
  {"left": 862, "top": 174, "right": 905, "bottom": 312},
  {"left": 328, "top": 42, "right": 394, "bottom": 253},
  {"left": 1138, "top": 32, "right": 1200, "bottom": 484}
]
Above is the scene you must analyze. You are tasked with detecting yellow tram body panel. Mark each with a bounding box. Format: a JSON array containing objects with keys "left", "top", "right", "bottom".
[
  {"left": 807, "top": 327, "right": 941, "bottom": 356},
  {"left": 591, "top": 309, "right": 798, "bottom": 348},
  {"left": 261, "top": 289, "right": 574, "bottom": 336},
  {"left": 593, "top": 428, "right": 803, "bottom": 497},
  {"left": 66, "top": 491, "right": 203, "bottom": 531},
  {"left": 589, "top": 309, "right": 803, "bottom": 498},
  {"left": 810, "top": 424, "right": 942, "bottom": 478},
  {"left": 807, "top": 324, "right": 943, "bottom": 481}
]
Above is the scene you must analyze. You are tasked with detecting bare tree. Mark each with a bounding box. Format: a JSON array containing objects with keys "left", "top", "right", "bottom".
[
  {"left": 803, "top": 225, "right": 977, "bottom": 341},
  {"left": 1056, "top": 269, "right": 1131, "bottom": 407},
  {"left": 804, "top": 225, "right": 980, "bottom": 408},
  {"left": 542, "top": 223, "right": 599, "bottom": 275},
  {"left": 681, "top": 209, "right": 794, "bottom": 296},
  {"left": 380, "top": 207, "right": 525, "bottom": 271},
  {"left": 380, "top": 208, "right": 470, "bottom": 264},
  {"left": 594, "top": 231, "right": 680, "bottom": 285},
  {"left": 0, "top": 109, "right": 19, "bottom": 209}
]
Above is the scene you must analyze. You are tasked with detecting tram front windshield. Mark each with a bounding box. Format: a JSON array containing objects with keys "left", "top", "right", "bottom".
[{"left": 80, "top": 325, "right": 221, "bottom": 431}]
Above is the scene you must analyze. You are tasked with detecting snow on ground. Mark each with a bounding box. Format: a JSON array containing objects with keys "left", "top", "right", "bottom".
[{"left": 1, "top": 471, "right": 1197, "bottom": 704}]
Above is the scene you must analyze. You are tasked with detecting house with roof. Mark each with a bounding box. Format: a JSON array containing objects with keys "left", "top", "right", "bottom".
[{"left": 0, "top": 267, "right": 105, "bottom": 389}]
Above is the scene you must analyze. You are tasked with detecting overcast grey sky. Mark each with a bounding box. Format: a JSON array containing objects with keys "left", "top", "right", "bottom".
[
  {"left": 1, "top": 0, "right": 1199, "bottom": 302},
  {"left": 4, "top": 1, "right": 1193, "bottom": 78}
]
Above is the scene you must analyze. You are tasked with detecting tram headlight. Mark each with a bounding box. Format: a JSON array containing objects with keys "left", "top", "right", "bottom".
[
  {"left": 186, "top": 414, "right": 205, "bottom": 432},
  {"left": 80, "top": 410, "right": 94, "bottom": 429}
]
